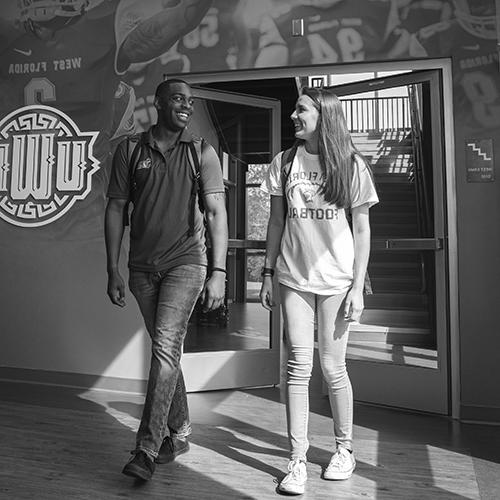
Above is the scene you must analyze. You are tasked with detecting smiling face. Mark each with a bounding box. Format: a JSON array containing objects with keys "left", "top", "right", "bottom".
[
  {"left": 291, "top": 94, "right": 320, "bottom": 145},
  {"left": 155, "top": 81, "right": 194, "bottom": 131}
]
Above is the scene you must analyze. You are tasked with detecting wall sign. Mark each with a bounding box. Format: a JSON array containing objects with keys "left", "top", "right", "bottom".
[
  {"left": 0, "top": 105, "right": 100, "bottom": 227},
  {"left": 465, "top": 138, "right": 495, "bottom": 183}
]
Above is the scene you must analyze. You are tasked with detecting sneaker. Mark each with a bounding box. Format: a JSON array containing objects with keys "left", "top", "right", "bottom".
[
  {"left": 122, "top": 450, "right": 155, "bottom": 480},
  {"left": 278, "top": 459, "right": 307, "bottom": 495},
  {"left": 323, "top": 447, "right": 356, "bottom": 480},
  {"left": 156, "top": 436, "right": 190, "bottom": 464}
]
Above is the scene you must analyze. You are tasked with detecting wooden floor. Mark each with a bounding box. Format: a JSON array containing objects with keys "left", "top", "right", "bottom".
[{"left": 1, "top": 380, "right": 499, "bottom": 499}]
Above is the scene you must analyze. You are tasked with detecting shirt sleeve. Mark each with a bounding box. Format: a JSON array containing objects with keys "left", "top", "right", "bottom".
[
  {"left": 200, "top": 142, "right": 225, "bottom": 195},
  {"left": 107, "top": 139, "right": 130, "bottom": 199},
  {"left": 350, "top": 155, "right": 379, "bottom": 208},
  {"left": 260, "top": 151, "right": 284, "bottom": 196}
]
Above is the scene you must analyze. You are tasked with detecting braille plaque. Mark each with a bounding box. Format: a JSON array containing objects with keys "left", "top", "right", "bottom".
[{"left": 465, "top": 138, "right": 495, "bottom": 182}]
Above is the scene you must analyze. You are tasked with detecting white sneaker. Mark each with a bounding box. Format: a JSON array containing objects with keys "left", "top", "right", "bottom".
[
  {"left": 323, "top": 447, "right": 356, "bottom": 480},
  {"left": 278, "top": 459, "right": 307, "bottom": 495}
]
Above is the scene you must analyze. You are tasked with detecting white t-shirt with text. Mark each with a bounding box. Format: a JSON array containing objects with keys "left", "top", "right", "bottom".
[{"left": 260, "top": 145, "right": 379, "bottom": 295}]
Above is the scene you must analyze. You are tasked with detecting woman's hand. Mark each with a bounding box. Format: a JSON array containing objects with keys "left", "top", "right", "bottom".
[
  {"left": 344, "top": 286, "right": 364, "bottom": 322},
  {"left": 259, "top": 276, "right": 275, "bottom": 311}
]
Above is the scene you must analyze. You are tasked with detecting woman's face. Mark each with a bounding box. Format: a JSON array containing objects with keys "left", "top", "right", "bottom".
[{"left": 291, "top": 95, "right": 320, "bottom": 143}]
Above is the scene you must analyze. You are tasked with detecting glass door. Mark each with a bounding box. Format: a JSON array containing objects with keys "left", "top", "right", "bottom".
[
  {"left": 181, "top": 87, "right": 282, "bottom": 392},
  {"left": 329, "top": 70, "right": 450, "bottom": 413}
]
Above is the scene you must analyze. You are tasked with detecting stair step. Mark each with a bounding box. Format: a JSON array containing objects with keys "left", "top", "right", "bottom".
[
  {"left": 364, "top": 292, "right": 428, "bottom": 310},
  {"left": 373, "top": 173, "right": 412, "bottom": 183},
  {"left": 357, "top": 144, "right": 413, "bottom": 153},
  {"left": 346, "top": 342, "right": 437, "bottom": 366},
  {"left": 370, "top": 212, "right": 417, "bottom": 223},
  {"left": 371, "top": 211, "right": 418, "bottom": 221},
  {"left": 370, "top": 252, "right": 423, "bottom": 263},
  {"left": 371, "top": 224, "right": 419, "bottom": 237},
  {"left": 348, "top": 324, "right": 432, "bottom": 346},
  {"left": 352, "top": 135, "right": 411, "bottom": 143},
  {"left": 370, "top": 278, "right": 423, "bottom": 294},
  {"left": 376, "top": 186, "right": 415, "bottom": 196},
  {"left": 361, "top": 308, "right": 429, "bottom": 327},
  {"left": 351, "top": 131, "right": 412, "bottom": 141},
  {"left": 375, "top": 181, "right": 414, "bottom": 190},
  {"left": 368, "top": 267, "right": 421, "bottom": 279},
  {"left": 375, "top": 193, "right": 415, "bottom": 203},
  {"left": 372, "top": 198, "right": 417, "bottom": 207}
]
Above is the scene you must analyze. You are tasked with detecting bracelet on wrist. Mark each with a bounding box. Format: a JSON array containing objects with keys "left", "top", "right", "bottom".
[
  {"left": 261, "top": 267, "right": 275, "bottom": 277},
  {"left": 211, "top": 267, "right": 227, "bottom": 275}
]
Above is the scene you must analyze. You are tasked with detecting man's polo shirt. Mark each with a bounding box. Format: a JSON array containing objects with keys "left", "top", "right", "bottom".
[{"left": 107, "top": 127, "right": 224, "bottom": 272}]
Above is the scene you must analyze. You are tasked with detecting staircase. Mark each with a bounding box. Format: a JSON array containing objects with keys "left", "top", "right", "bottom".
[{"left": 348, "top": 130, "right": 434, "bottom": 349}]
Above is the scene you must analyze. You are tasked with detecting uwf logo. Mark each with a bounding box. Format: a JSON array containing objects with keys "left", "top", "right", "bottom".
[{"left": 0, "top": 105, "right": 100, "bottom": 227}]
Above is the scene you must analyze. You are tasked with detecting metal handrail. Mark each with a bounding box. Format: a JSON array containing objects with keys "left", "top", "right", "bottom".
[{"left": 341, "top": 96, "right": 411, "bottom": 132}]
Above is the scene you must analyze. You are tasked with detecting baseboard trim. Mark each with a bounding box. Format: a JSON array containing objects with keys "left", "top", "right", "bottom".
[
  {"left": 0, "top": 367, "right": 147, "bottom": 394},
  {"left": 460, "top": 404, "right": 500, "bottom": 425}
]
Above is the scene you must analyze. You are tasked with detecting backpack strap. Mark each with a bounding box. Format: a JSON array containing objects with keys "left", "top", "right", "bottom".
[
  {"left": 123, "top": 133, "right": 142, "bottom": 226},
  {"left": 280, "top": 143, "right": 298, "bottom": 216},
  {"left": 186, "top": 138, "right": 205, "bottom": 236}
]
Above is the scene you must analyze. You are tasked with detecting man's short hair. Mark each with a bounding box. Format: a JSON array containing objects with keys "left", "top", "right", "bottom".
[{"left": 155, "top": 79, "right": 191, "bottom": 100}]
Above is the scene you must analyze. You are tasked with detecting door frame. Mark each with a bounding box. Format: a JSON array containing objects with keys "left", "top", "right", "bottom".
[
  {"left": 180, "top": 58, "right": 459, "bottom": 417},
  {"left": 182, "top": 86, "right": 282, "bottom": 392},
  {"left": 330, "top": 69, "right": 450, "bottom": 414}
]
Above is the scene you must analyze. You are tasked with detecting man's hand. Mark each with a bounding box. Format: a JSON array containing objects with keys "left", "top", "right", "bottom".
[
  {"left": 200, "top": 271, "right": 225, "bottom": 312},
  {"left": 107, "top": 271, "right": 126, "bottom": 307}
]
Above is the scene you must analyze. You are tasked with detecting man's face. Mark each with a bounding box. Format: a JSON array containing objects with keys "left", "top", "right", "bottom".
[{"left": 156, "top": 82, "right": 194, "bottom": 131}]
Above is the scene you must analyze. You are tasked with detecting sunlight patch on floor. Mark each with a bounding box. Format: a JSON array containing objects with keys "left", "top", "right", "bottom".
[
  {"left": 426, "top": 444, "right": 480, "bottom": 499},
  {"left": 99, "top": 327, "right": 149, "bottom": 380}
]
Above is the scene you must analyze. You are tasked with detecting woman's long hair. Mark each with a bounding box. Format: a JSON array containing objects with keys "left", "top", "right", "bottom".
[{"left": 301, "top": 86, "right": 365, "bottom": 208}]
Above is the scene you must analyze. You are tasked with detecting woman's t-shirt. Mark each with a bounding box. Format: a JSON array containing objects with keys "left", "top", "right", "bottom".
[{"left": 261, "top": 145, "right": 379, "bottom": 295}]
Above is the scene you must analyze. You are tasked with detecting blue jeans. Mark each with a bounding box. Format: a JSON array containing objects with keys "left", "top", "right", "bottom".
[
  {"left": 129, "top": 264, "right": 206, "bottom": 458},
  {"left": 281, "top": 285, "right": 352, "bottom": 462}
]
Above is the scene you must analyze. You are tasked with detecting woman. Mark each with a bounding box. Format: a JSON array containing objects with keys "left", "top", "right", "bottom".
[{"left": 260, "top": 87, "right": 378, "bottom": 495}]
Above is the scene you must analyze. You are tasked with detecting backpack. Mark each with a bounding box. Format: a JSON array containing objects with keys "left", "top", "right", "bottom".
[
  {"left": 280, "top": 143, "right": 299, "bottom": 215},
  {"left": 280, "top": 143, "right": 372, "bottom": 294},
  {"left": 123, "top": 133, "right": 205, "bottom": 236}
]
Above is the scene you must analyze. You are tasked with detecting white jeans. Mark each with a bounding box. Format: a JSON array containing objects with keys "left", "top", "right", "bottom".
[{"left": 281, "top": 285, "right": 353, "bottom": 461}]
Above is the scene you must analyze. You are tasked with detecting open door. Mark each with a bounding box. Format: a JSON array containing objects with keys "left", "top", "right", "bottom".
[
  {"left": 329, "top": 70, "right": 450, "bottom": 414},
  {"left": 181, "top": 87, "right": 282, "bottom": 392}
]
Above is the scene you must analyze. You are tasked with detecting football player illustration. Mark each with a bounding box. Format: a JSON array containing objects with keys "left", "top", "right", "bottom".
[
  {"left": 397, "top": 0, "right": 453, "bottom": 32},
  {"left": 246, "top": 0, "right": 405, "bottom": 68},
  {"left": 409, "top": 0, "right": 499, "bottom": 133},
  {"left": 0, "top": 0, "right": 212, "bottom": 237},
  {"left": 386, "top": 0, "right": 453, "bottom": 57},
  {"left": 126, "top": 0, "right": 247, "bottom": 132}
]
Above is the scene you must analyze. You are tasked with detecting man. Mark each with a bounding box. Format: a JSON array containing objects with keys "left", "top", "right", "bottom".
[{"left": 105, "top": 79, "right": 228, "bottom": 480}]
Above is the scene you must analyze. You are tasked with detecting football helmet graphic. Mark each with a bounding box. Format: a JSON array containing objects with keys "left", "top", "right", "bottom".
[
  {"left": 453, "top": 0, "right": 497, "bottom": 39},
  {"left": 292, "top": 0, "right": 344, "bottom": 7},
  {"left": 18, "top": 0, "right": 89, "bottom": 32}
]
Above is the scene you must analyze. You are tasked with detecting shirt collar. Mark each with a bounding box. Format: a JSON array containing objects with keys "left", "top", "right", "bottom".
[{"left": 143, "top": 126, "right": 195, "bottom": 148}]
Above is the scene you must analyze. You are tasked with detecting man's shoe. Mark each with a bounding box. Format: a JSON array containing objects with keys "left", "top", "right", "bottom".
[
  {"left": 323, "top": 447, "right": 356, "bottom": 480},
  {"left": 278, "top": 459, "right": 307, "bottom": 495},
  {"left": 122, "top": 450, "right": 155, "bottom": 480},
  {"left": 156, "top": 436, "right": 190, "bottom": 464}
]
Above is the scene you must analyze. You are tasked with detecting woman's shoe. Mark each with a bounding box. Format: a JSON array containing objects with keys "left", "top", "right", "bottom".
[
  {"left": 278, "top": 459, "right": 307, "bottom": 495},
  {"left": 323, "top": 447, "right": 356, "bottom": 480}
]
